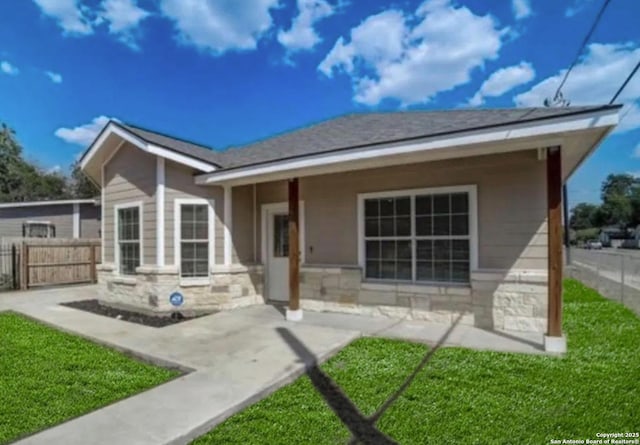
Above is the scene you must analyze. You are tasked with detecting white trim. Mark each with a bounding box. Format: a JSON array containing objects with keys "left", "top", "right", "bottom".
[
  {"left": 253, "top": 183, "right": 257, "bottom": 263},
  {"left": 102, "top": 139, "right": 126, "bottom": 170},
  {"left": 260, "top": 202, "right": 306, "bottom": 263},
  {"left": 0, "top": 199, "right": 98, "bottom": 209},
  {"left": 147, "top": 144, "right": 217, "bottom": 173},
  {"left": 114, "top": 201, "right": 144, "bottom": 275},
  {"left": 196, "top": 108, "right": 619, "bottom": 185},
  {"left": 156, "top": 157, "right": 165, "bottom": 266},
  {"left": 82, "top": 123, "right": 146, "bottom": 170},
  {"left": 173, "top": 198, "right": 215, "bottom": 278},
  {"left": 101, "top": 164, "right": 105, "bottom": 263},
  {"left": 224, "top": 185, "right": 232, "bottom": 266},
  {"left": 72, "top": 203, "right": 80, "bottom": 238},
  {"left": 357, "top": 185, "right": 478, "bottom": 283}
]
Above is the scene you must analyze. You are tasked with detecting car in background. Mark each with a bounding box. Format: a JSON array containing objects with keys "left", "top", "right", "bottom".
[{"left": 585, "top": 240, "right": 603, "bottom": 250}]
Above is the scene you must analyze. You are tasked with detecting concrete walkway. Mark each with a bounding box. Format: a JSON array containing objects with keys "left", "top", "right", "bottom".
[{"left": 0, "top": 286, "right": 544, "bottom": 445}]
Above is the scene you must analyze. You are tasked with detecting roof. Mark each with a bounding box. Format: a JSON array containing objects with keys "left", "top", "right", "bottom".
[
  {"left": 0, "top": 199, "right": 99, "bottom": 209},
  {"left": 217, "top": 105, "right": 620, "bottom": 169},
  {"left": 114, "top": 122, "right": 224, "bottom": 168}
]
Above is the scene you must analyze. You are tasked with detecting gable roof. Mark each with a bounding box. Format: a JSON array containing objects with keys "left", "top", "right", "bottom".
[{"left": 217, "top": 105, "right": 620, "bottom": 169}]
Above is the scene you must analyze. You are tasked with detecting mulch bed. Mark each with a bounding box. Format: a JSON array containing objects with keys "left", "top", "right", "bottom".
[{"left": 61, "top": 299, "right": 212, "bottom": 328}]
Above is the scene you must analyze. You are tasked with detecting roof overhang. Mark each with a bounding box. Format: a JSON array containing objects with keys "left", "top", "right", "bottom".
[
  {"left": 0, "top": 199, "right": 99, "bottom": 209},
  {"left": 80, "top": 122, "right": 217, "bottom": 185},
  {"left": 195, "top": 106, "right": 620, "bottom": 187}
]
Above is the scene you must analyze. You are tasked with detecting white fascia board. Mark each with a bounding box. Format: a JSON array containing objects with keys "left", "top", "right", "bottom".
[
  {"left": 147, "top": 144, "right": 217, "bottom": 173},
  {"left": 80, "top": 122, "right": 146, "bottom": 170},
  {"left": 0, "top": 199, "right": 98, "bottom": 209},
  {"left": 196, "top": 108, "right": 619, "bottom": 185}
]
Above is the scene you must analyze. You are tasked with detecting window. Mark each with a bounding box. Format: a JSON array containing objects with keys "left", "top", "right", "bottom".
[
  {"left": 179, "top": 203, "right": 210, "bottom": 278},
  {"left": 117, "top": 206, "right": 140, "bottom": 275},
  {"left": 273, "top": 214, "right": 289, "bottom": 257},
  {"left": 23, "top": 222, "right": 55, "bottom": 238},
  {"left": 361, "top": 186, "right": 475, "bottom": 284}
]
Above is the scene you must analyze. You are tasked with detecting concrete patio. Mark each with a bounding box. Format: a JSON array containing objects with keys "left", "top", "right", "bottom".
[{"left": 0, "top": 285, "right": 544, "bottom": 445}]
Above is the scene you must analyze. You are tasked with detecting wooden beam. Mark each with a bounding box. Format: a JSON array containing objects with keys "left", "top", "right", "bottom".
[
  {"left": 288, "top": 178, "right": 300, "bottom": 312},
  {"left": 547, "top": 146, "right": 563, "bottom": 337}
]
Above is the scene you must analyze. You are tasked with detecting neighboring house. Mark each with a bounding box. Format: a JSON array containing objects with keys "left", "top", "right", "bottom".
[
  {"left": 80, "top": 105, "right": 621, "bottom": 353},
  {"left": 0, "top": 199, "right": 101, "bottom": 239}
]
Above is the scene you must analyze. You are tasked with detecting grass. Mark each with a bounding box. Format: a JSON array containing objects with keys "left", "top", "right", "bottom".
[
  {"left": 0, "top": 312, "right": 179, "bottom": 444},
  {"left": 193, "top": 279, "right": 640, "bottom": 444}
]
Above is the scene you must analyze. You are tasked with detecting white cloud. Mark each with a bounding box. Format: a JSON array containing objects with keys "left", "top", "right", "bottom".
[
  {"left": 47, "top": 165, "right": 62, "bottom": 174},
  {"left": 512, "top": 0, "right": 532, "bottom": 20},
  {"left": 318, "top": 0, "right": 505, "bottom": 106},
  {"left": 565, "top": 0, "right": 592, "bottom": 17},
  {"left": 160, "top": 0, "right": 280, "bottom": 55},
  {"left": 32, "top": 0, "right": 95, "bottom": 35},
  {"left": 632, "top": 142, "right": 640, "bottom": 158},
  {"left": 277, "top": 0, "right": 337, "bottom": 54},
  {"left": 515, "top": 43, "right": 640, "bottom": 133},
  {"left": 45, "top": 71, "right": 63, "bottom": 83},
  {"left": 99, "top": 0, "right": 151, "bottom": 49},
  {"left": 0, "top": 61, "right": 19, "bottom": 76},
  {"left": 468, "top": 61, "right": 535, "bottom": 106},
  {"left": 55, "top": 116, "right": 117, "bottom": 146}
]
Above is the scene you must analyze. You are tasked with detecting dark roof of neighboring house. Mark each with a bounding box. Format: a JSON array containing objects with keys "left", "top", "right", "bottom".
[
  {"left": 106, "top": 105, "right": 619, "bottom": 171},
  {"left": 115, "top": 122, "right": 225, "bottom": 168}
]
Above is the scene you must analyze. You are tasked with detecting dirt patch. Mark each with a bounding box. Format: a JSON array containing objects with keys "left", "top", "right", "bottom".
[{"left": 61, "top": 299, "right": 213, "bottom": 328}]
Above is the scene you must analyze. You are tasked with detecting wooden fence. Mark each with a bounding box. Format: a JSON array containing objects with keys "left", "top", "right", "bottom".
[{"left": 0, "top": 238, "right": 101, "bottom": 290}]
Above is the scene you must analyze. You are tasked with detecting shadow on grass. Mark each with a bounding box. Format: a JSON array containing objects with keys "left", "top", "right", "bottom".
[{"left": 276, "top": 314, "right": 462, "bottom": 445}]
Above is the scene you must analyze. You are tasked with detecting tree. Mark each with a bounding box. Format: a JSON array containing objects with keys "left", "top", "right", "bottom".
[
  {"left": 600, "top": 173, "right": 638, "bottom": 201},
  {"left": 70, "top": 161, "right": 99, "bottom": 198},
  {"left": 570, "top": 203, "right": 599, "bottom": 230}
]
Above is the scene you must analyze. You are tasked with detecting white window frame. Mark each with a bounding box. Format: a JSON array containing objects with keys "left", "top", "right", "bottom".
[
  {"left": 114, "top": 201, "right": 143, "bottom": 275},
  {"left": 174, "top": 198, "right": 215, "bottom": 284},
  {"left": 24, "top": 221, "right": 56, "bottom": 238},
  {"left": 357, "top": 185, "right": 478, "bottom": 285}
]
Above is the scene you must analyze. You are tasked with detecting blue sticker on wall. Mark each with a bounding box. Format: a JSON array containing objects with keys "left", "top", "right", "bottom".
[{"left": 169, "top": 292, "right": 184, "bottom": 307}]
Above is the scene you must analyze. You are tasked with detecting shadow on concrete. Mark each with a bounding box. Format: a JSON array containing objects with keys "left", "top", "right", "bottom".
[
  {"left": 478, "top": 327, "right": 544, "bottom": 350},
  {"left": 276, "top": 313, "right": 462, "bottom": 445}
]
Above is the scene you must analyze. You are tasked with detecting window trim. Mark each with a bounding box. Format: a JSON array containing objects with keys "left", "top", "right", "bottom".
[
  {"left": 23, "top": 221, "right": 56, "bottom": 238},
  {"left": 174, "top": 198, "right": 215, "bottom": 282},
  {"left": 114, "top": 201, "right": 143, "bottom": 275},
  {"left": 357, "top": 185, "right": 478, "bottom": 284}
]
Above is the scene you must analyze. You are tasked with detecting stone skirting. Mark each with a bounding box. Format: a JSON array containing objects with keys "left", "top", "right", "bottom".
[
  {"left": 96, "top": 263, "right": 264, "bottom": 315},
  {"left": 299, "top": 266, "right": 548, "bottom": 333}
]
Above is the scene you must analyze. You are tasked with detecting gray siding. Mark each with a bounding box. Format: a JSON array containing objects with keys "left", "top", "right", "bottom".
[
  {"left": 0, "top": 204, "right": 75, "bottom": 238},
  {"left": 79, "top": 204, "right": 101, "bottom": 238},
  {"left": 164, "top": 160, "right": 223, "bottom": 266},
  {"left": 104, "top": 143, "right": 156, "bottom": 265}
]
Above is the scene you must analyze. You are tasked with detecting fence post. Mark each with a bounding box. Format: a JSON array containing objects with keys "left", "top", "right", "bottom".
[
  {"left": 20, "top": 243, "right": 28, "bottom": 290},
  {"left": 620, "top": 254, "right": 625, "bottom": 305},
  {"left": 90, "top": 244, "right": 97, "bottom": 284}
]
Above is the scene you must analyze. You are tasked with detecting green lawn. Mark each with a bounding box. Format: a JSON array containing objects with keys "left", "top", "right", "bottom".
[
  {"left": 0, "top": 312, "right": 179, "bottom": 444},
  {"left": 194, "top": 279, "right": 640, "bottom": 444}
]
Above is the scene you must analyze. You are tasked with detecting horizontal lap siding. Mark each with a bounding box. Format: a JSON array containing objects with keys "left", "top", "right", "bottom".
[
  {"left": 232, "top": 185, "right": 255, "bottom": 263},
  {"left": 164, "top": 161, "right": 222, "bottom": 267},
  {"left": 79, "top": 204, "right": 101, "bottom": 238},
  {"left": 0, "top": 205, "right": 74, "bottom": 238},
  {"left": 104, "top": 143, "right": 156, "bottom": 265},
  {"left": 255, "top": 150, "right": 547, "bottom": 271}
]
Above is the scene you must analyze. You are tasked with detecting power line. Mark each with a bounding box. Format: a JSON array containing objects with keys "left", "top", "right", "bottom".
[
  {"left": 610, "top": 59, "right": 640, "bottom": 104},
  {"left": 553, "top": 0, "right": 613, "bottom": 102}
]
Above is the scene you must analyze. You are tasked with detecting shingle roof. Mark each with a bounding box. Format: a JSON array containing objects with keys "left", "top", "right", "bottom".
[
  {"left": 111, "top": 106, "right": 618, "bottom": 171},
  {"left": 217, "top": 106, "right": 619, "bottom": 169},
  {"left": 116, "top": 122, "right": 224, "bottom": 168}
]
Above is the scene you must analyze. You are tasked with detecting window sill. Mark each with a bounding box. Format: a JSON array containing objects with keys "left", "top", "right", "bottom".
[
  {"left": 110, "top": 276, "right": 137, "bottom": 286},
  {"left": 179, "top": 277, "right": 210, "bottom": 287},
  {"left": 361, "top": 280, "right": 471, "bottom": 296}
]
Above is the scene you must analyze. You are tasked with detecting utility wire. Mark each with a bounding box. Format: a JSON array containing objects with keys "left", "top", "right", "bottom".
[
  {"left": 609, "top": 59, "right": 640, "bottom": 104},
  {"left": 553, "top": 0, "right": 613, "bottom": 101}
]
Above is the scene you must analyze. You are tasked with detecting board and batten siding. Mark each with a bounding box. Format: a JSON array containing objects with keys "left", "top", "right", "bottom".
[
  {"left": 0, "top": 204, "right": 75, "bottom": 238},
  {"left": 253, "top": 149, "right": 547, "bottom": 271},
  {"left": 103, "top": 142, "right": 156, "bottom": 265},
  {"left": 164, "top": 160, "right": 223, "bottom": 267}
]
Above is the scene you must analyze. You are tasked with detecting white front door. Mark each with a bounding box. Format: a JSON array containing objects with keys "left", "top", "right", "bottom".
[
  {"left": 264, "top": 202, "right": 305, "bottom": 302},
  {"left": 267, "top": 212, "right": 289, "bottom": 301}
]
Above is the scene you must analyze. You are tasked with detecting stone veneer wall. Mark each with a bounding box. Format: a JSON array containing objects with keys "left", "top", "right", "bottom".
[
  {"left": 299, "top": 266, "right": 548, "bottom": 333},
  {"left": 96, "top": 263, "right": 264, "bottom": 315}
]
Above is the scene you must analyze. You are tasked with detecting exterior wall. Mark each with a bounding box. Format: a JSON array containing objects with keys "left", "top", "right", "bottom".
[
  {"left": 0, "top": 204, "right": 75, "bottom": 238},
  {"left": 232, "top": 185, "right": 255, "bottom": 263},
  {"left": 164, "top": 160, "right": 223, "bottom": 266},
  {"left": 103, "top": 143, "right": 156, "bottom": 265},
  {"left": 79, "top": 204, "right": 101, "bottom": 238}
]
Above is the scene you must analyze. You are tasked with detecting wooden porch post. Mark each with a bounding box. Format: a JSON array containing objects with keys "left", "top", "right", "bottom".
[
  {"left": 546, "top": 146, "right": 565, "bottom": 352},
  {"left": 287, "top": 177, "right": 302, "bottom": 321}
]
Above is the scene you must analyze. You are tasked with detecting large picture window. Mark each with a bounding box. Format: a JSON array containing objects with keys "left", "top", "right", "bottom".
[
  {"left": 361, "top": 186, "right": 475, "bottom": 284},
  {"left": 178, "top": 202, "right": 211, "bottom": 278},
  {"left": 117, "top": 206, "right": 140, "bottom": 275}
]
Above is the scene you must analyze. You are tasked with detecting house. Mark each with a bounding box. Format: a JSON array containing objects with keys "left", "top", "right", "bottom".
[
  {"left": 79, "top": 105, "right": 621, "bottom": 353},
  {"left": 0, "top": 199, "right": 100, "bottom": 239}
]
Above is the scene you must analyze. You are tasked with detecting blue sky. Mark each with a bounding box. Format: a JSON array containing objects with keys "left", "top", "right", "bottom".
[{"left": 0, "top": 0, "right": 639, "bottom": 205}]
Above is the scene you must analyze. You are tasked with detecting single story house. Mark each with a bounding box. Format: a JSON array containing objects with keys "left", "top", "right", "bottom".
[
  {"left": 0, "top": 199, "right": 100, "bottom": 239},
  {"left": 79, "top": 106, "right": 621, "bottom": 353}
]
